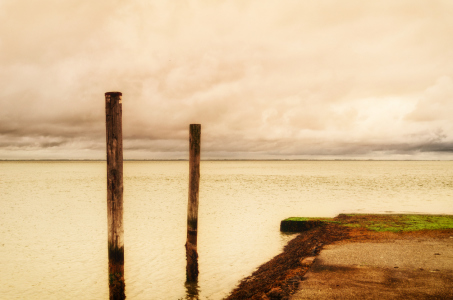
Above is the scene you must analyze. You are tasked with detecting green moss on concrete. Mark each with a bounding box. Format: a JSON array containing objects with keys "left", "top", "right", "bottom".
[
  {"left": 284, "top": 217, "right": 336, "bottom": 222},
  {"left": 281, "top": 214, "right": 453, "bottom": 233},
  {"left": 342, "top": 214, "right": 453, "bottom": 232}
]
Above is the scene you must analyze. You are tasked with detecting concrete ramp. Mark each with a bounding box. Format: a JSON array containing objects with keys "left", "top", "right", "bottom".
[{"left": 292, "top": 238, "right": 453, "bottom": 299}]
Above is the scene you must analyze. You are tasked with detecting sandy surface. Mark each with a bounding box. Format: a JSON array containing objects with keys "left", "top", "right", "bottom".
[{"left": 292, "top": 237, "right": 453, "bottom": 299}]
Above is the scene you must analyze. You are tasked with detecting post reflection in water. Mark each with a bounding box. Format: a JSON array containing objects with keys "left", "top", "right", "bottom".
[{"left": 184, "top": 280, "right": 200, "bottom": 300}]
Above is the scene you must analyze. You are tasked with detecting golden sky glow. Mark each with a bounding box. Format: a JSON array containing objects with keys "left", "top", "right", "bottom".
[{"left": 1, "top": 0, "right": 453, "bottom": 159}]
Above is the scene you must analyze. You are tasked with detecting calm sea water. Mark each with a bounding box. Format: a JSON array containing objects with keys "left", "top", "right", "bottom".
[{"left": 0, "top": 161, "right": 452, "bottom": 299}]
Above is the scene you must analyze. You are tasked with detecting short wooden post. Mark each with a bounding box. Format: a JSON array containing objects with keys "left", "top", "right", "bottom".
[
  {"left": 186, "top": 124, "right": 201, "bottom": 281},
  {"left": 105, "top": 92, "right": 125, "bottom": 300}
]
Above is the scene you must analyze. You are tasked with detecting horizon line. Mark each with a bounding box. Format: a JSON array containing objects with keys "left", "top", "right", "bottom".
[{"left": 0, "top": 159, "right": 451, "bottom": 162}]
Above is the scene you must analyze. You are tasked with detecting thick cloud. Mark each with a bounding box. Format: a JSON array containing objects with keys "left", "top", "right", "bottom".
[{"left": 1, "top": 0, "right": 453, "bottom": 159}]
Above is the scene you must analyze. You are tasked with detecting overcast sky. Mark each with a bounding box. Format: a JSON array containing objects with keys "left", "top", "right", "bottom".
[{"left": 1, "top": 0, "right": 453, "bottom": 160}]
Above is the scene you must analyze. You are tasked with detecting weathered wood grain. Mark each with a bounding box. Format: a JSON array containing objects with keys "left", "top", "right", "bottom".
[
  {"left": 186, "top": 124, "right": 201, "bottom": 281},
  {"left": 105, "top": 92, "right": 125, "bottom": 300}
]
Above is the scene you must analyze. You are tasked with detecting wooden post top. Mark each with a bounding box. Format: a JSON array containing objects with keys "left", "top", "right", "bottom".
[
  {"left": 105, "top": 92, "right": 122, "bottom": 96},
  {"left": 189, "top": 124, "right": 201, "bottom": 134}
]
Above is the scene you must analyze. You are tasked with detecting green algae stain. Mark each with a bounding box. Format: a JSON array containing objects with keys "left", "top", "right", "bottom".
[
  {"left": 284, "top": 217, "right": 338, "bottom": 223},
  {"left": 352, "top": 214, "right": 453, "bottom": 232},
  {"left": 282, "top": 214, "right": 453, "bottom": 232},
  {"left": 397, "top": 215, "right": 453, "bottom": 231}
]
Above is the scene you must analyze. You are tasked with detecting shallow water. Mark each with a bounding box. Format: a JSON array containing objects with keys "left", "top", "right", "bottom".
[{"left": 0, "top": 161, "right": 452, "bottom": 299}]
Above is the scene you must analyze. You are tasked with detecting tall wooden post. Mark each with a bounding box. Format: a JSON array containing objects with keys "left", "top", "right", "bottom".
[
  {"left": 105, "top": 92, "right": 125, "bottom": 300},
  {"left": 186, "top": 124, "right": 201, "bottom": 281}
]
